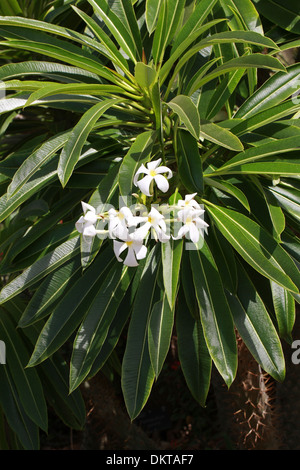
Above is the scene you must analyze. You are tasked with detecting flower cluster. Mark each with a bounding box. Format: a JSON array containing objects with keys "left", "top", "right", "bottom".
[{"left": 75, "top": 159, "right": 208, "bottom": 267}]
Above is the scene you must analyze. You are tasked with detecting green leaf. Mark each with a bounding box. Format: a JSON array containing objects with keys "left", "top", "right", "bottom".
[
  {"left": 190, "top": 242, "right": 237, "bottom": 387},
  {"left": 0, "top": 237, "right": 80, "bottom": 305},
  {"left": 0, "top": 160, "right": 58, "bottom": 223},
  {"left": 119, "top": 130, "right": 158, "bottom": 197},
  {"left": 226, "top": 261, "right": 286, "bottom": 382},
  {"left": 121, "top": 245, "right": 159, "bottom": 420},
  {"left": 217, "top": 159, "right": 300, "bottom": 176},
  {"left": 176, "top": 294, "right": 212, "bottom": 406},
  {"left": 152, "top": 0, "right": 185, "bottom": 65},
  {"left": 27, "top": 246, "right": 115, "bottom": 367},
  {"left": 177, "top": 129, "right": 203, "bottom": 194},
  {"left": 0, "top": 366, "right": 39, "bottom": 450},
  {"left": 230, "top": 100, "right": 300, "bottom": 137},
  {"left": 168, "top": 95, "right": 200, "bottom": 140},
  {"left": 148, "top": 291, "right": 174, "bottom": 378},
  {"left": 7, "top": 131, "right": 70, "bottom": 198},
  {"left": 205, "top": 203, "right": 300, "bottom": 294},
  {"left": 171, "top": 0, "right": 219, "bottom": 53},
  {"left": 58, "top": 98, "right": 121, "bottom": 187},
  {"left": 195, "top": 54, "right": 285, "bottom": 89},
  {"left": 134, "top": 62, "right": 157, "bottom": 89},
  {"left": 206, "top": 69, "right": 245, "bottom": 120},
  {"left": 161, "top": 237, "right": 183, "bottom": 310},
  {"left": 220, "top": 0, "right": 263, "bottom": 33},
  {"left": 70, "top": 263, "right": 135, "bottom": 392},
  {"left": 0, "top": 60, "right": 101, "bottom": 83},
  {"left": 0, "top": 0, "right": 22, "bottom": 16},
  {"left": 205, "top": 177, "right": 250, "bottom": 212},
  {"left": 253, "top": 0, "right": 300, "bottom": 34},
  {"left": 200, "top": 120, "right": 244, "bottom": 151},
  {"left": 235, "top": 63, "right": 300, "bottom": 119},
  {"left": 0, "top": 310, "right": 48, "bottom": 432},
  {"left": 145, "top": 0, "right": 162, "bottom": 34},
  {"left": 71, "top": 5, "right": 130, "bottom": 75},
  {"left": 88, "top": 0, "right": 142, "bottom": 62},
  {"left": 213, "top": 136, "right": 300, "bottom": 174},
  {"left": 18, "top": 257, "right": 82, "bottom": 328},
  {"left": 271, "top": 280, "right": 296, "bottom": 344},
  {"left": 0, "top": 38, "right": 116, "bottom": 81}
]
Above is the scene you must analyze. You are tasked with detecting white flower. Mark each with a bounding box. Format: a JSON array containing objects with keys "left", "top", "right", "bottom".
[
  {"left": 133, "top": 207, "right": 170, "bottom": 242},
  {"left": 113, "top": 234, "right": 147, "bottom": 267},
  {"left": 177, "top": 193, "right": 201, "bottom": 212},
  {"left": 75, "top": 202, "right": 99, "bottom": 238},
  {"left": 174, "top": 208, "right": 209, "bottom": 244},
  {"left": 108, "top": 206, "right": 136, "bottom": 239},
  {"left": 133, "top": 158, "right": 172, "bottom": 197}
]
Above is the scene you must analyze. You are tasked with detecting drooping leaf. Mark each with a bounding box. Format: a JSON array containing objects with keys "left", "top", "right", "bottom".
[
  {"left": 168, "top": 94, "right": 200, "bottom": 140},
  {"left": 148, "top": 291, "right": 174, "bottom": 378},
  {"left": 176, "top": 293, "right": 212, "bottom": 406},
  {"left": 58, "top": 98, "right": 122, "bottom": 186},
  {"left": 189, "top": 242, "right": 237, "bottom": 387},
  {"left": 177, "top": 129, "right": 203, "bottom": 194},
  {"left": 122, "top": 245, "right": 160, "bottom": 420},
  {"left": 205, "top": 203, "right": 300, "bottom": 294}
]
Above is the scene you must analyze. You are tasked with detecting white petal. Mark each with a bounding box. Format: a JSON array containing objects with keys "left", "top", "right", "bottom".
[
  {"left": 75, "top": 216, "right": 85, "bottom": 233},
  {"left": 174, "top": 225, "right": 190, "bottom": 239},
  {"left": 123, "top": 247, "right": 139, "bottom": 267},
  {"left": 133, "top": 222, "right": 151, "bottom": 241},
  {"left": 149, "top": 206, "right": 163, "bottom": 220},
  {"left": 84, "top": 210, "right": 98, "bottom": 224},
  {"left": 189, "top": 223, "right": 200, "bottom": 244},
  {"left": 108, "top": 208, "right": 118, "bottom": 218},
  {"left": 137, "top": 174, "right": 154, "bottom": 196},
  {"left": 113, "top": 240, "right": 127, "bottom": 262},
  {"left": 154, "top": 174, "right": 169, "bottom": 193},
  {"left": 185, "top": 193, "right": 197, "bottom": 201},
  {"left": 83, "top": 224, "right": 97, "bottom": 237},
  {"left": 147, "top": 158, "right": 161, "bottom": 170},
  {"left": 133, "top": 164, "right": 148, "bottom": 185},
  {"left": 155, "top": 165, "right": 173, "bottom": 179},
  {"left": 81, "top": 201, "right": 96, "bottom": 215},
  {"left": 133, "top": 243, "right": 147, "bottom": 260}
]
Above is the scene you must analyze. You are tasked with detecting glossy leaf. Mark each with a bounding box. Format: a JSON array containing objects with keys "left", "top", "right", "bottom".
[
  {"left": 0, "top": 237, "right": 80, "bottom": 305},
  {"left": 205, "top": 203, "right": 300, "bottom": 294},
  {"left": 145, "top": 0, "right": 162, "bottom": 34},
  {"left": 148, "top": 291, "right": 174, "bottom": 378},
  {"left": 226, "top": 261, "right": 286, "bottom": 382},
  {"left": 177, "top": 129, "right": 203, "bottom": 194},
  {"left": 190, "top": 242, "right": 237, "bottom": 387},
  {"left": 27, "top": 246, "right": 115, "bottom": 367},
  {"left": 70, "top": 263, "right": 134, "bottom": 391},
  {"left": 152, "top": 0, "right": 185, "bottom": 66},
  {"left": 58, "top": 98, "right": 122, "bottom": 187},
  {"left": 87, "top": 0, "right": 142, "bottom": 62},
  {"left": 168, "top": 94, "right": 200, "bottom": 140},
  {"left": 122, "top": 246, "right": 159, "bottom": 420},
  {"left": 161, "top": 237, "right": 183, "bottom": 310},
  {"left": 200, "top": 120, "right": 244, "bottom": 151},
  {"left": 176, "top": 294, "right": 212, "bottom": 406}
]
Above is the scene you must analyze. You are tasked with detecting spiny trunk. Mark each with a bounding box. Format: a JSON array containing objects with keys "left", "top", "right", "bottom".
[{"left": 212, "top": 335, "right": 281, "bottom": 450}]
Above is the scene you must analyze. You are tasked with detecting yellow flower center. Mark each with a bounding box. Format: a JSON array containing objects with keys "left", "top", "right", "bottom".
[
  {"left": 126, "top": 241, "right": 133, "bottom": 246},
  {"left": 148, "top": 216, "right": 154, "bottom": 224},
  {"left": 118, "top": 212, "right": 125, "bottom": 220},
  {"left": 186, "top": 216, "right": 193, "bottom": 224},
  {"left": 150, "top": 170, "right": 157, "bottom": 177}
]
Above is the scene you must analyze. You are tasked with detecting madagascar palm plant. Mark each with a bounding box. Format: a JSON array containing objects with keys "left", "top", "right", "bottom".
[{"left": 0, "top": 0, "right": 299, "bottom": 449}]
